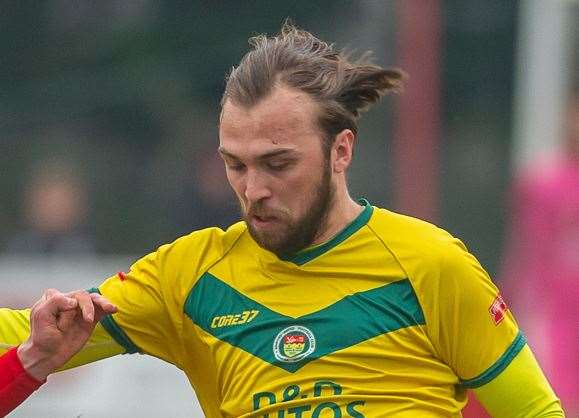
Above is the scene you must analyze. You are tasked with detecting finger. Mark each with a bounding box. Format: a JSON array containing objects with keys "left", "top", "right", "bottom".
[
  {"left": 90, "top": 295, "right": 117, "bottom": 323},
  {"left": 44, "top": 288, "right": 60, "bottom": 298},
  {"left": 89, "top": 293, "right": 117, "bottom": 315},
  {"left": 72, "top": 291, "right": 94, "bottom": 322},
  {"left": 33, "top": 293, "right": 78, "bottom": 333},
  {"left": 45, "top": 293, "right": 78, "bottom": 316},
  {"left": 56, "top": 308, "right": 78, "bottom": 331},
  {"left": 40, "top": 288, "right": 60, "bottom": 304}
]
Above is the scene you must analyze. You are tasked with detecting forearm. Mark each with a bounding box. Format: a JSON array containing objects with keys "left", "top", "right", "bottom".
[
  {"left": 59, "top": 322, "right": 125, "bottom": 370},
  {"left": 0, "top": 308, "right": 32, "bottom": 353},
  {"left": 474, "top": 344, "right": 564, "bottom": 417},
  {"left": 0, "top": 347, "right": 44, "bottom": 417}
]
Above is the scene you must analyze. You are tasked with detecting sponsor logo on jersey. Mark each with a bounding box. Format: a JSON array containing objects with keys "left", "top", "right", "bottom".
[
  {"left": 273, "top": 325, "right": 316, "bottom": 363},
  {"left": 211, "top": 310, "right": 259, "bottom": 328},
  {"left": 489, "top": 294, "right": 508, "bottom": 325},
  {"left": 253, "top": 381, "right": 365, "bottom": 417}
]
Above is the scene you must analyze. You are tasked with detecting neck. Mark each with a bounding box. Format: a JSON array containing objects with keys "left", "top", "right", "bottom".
[{"left": 311, "top": 192, "right": 363, "bottom": 246}]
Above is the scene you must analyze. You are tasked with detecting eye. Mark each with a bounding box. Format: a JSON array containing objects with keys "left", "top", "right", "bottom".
[
  {"left": 226, "top": 162, "right": 246, "bottom": 172},
  {"left": 267, "top": 161, "right": 292, "bottom": 171}
]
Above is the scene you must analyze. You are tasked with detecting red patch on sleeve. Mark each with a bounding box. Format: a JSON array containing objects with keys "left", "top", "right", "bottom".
[
  {"left": 489, "top": 294, "right": 508, "bottom": 325},
  {"left": 117, "top": 272, "right": 127, "bottom": 282}
]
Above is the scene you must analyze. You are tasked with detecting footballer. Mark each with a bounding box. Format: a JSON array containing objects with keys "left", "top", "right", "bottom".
[{"left": 0, "top": 24, "right": 564, "bottom": 417}]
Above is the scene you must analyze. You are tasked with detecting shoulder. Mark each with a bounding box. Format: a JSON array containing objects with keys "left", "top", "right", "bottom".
[
  {"left": 157, "top": 221, "right": 247, "bottom": 271},
  {"left": 119, "top": 221, "right": 249, "bottom": 307},
  {"left": 367, "top": 206, "right": 463, "bottom": 262},
  {"left": 162, "top": 221, "right": 247, "bottom": 254},
  {"left": 366, "top": 206, "right": 483, "bottom": 292},
  {"left": 125, "top": 222, "right": 247, "bottom": 292}
]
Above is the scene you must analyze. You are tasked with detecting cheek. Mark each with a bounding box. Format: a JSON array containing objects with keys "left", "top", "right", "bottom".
[{"left": 276, "top": 174, "right": 316, "bottom": 209}]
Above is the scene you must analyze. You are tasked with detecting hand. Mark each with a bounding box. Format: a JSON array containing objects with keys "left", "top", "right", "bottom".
[{"left": 17, "top": 289, "right": 117, "bottom": 381}]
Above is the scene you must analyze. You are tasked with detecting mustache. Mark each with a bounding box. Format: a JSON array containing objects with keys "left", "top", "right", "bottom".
[{"left": 244, "top": 203, "right": 289, "bottom": 219}]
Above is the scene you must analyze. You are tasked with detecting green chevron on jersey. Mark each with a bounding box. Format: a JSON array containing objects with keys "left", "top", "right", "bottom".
[{"left": 184, "top": 272, "right": 425, "bottom": 373}]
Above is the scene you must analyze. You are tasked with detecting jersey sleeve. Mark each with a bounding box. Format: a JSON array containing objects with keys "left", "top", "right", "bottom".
[
  {"left": 0, "top": 308, "right": 32, "bottom": 352},
  {"left": 95, "top": 226, "right": 239, "bottom": 368},
  {"left": 473, "top": 344, "right": 564, "bottom": 417},
  {"left": 423, "top": 238, "right": 524, "bottom": 387},
  {"left": 96, "top": 248, "right": 184, "bottom": 366}
]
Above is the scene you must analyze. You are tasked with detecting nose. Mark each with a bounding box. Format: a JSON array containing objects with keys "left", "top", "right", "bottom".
[{"left": 244, "top": 169, "right": 272, "bottom": 204}]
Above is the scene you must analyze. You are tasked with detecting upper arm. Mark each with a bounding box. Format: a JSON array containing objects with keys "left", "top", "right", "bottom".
[
  {"left": 420, "top": 240, "right": 563, "bottom": 415},
  {"left": 423, "top": 239, "right": 521, "bottom": 383},
  {"left": 96, "top": 250, "right": 183, "bottom": 365},
  {"left": 473, "top": 344, "right": 564, "bottom": 417}
]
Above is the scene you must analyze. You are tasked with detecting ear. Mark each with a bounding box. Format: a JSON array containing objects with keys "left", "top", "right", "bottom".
[{"left": 332, "top": 129, "right": 355, "bottom": 173}]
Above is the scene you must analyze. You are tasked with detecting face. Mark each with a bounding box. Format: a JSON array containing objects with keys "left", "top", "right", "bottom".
[
  {"left": 27, "top": 179, "right": 85, "bottom": 234},
  {"left": 219, "top": 86, "right": 334, "bottom": 257}
]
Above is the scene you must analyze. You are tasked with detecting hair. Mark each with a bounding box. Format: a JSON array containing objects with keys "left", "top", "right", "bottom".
[{"left": 221, "top": 22, "right": 405, "bottom": 153}]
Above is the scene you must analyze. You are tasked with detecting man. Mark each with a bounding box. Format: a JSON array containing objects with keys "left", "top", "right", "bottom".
[
  {"left": 501, "top": 92, "right": 579, "bottom": 414},
  {"left": 0, "top": 24, "right": 563, "bottom": 417},
  {"left": 0, "top": 291, "right": 116, "bottom": 416}
]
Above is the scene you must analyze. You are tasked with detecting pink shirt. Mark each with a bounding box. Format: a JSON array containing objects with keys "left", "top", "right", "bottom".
[{"left": 501, "top": 155, "right": 579, "bottom": 411}]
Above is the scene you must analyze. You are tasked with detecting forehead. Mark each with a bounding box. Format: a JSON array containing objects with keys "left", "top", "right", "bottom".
[{"left": 219, "top": 86, "right": 322, "bottom": 156}]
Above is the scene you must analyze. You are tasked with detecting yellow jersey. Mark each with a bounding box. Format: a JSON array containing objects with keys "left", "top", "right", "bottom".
[{"left": 92, "top": 200, "right": 523, "bottom": 417}]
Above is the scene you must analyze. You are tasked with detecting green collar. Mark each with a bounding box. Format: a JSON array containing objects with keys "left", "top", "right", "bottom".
[{"left": 283, "top": 198, "right": 373, "bottom": 265}]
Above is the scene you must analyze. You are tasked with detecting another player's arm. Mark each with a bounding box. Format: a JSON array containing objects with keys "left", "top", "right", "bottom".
[
  {"left": 0, "top": 301, "right": 125, "bottom": 370},
  {"left": 472, "top": 345, "right": 563, "bottom": 417},
  {"left": 0, "top": 291, "right": 118, "bottom": 416}
]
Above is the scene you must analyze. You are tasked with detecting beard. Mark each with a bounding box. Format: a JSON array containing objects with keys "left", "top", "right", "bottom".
[{"left": 242, "top": 162, "right": 334, "bottom": 258}]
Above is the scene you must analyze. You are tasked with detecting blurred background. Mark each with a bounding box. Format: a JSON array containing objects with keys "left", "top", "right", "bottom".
[{"left": 1, "top": 1, "right": 577, "bottom": 416}]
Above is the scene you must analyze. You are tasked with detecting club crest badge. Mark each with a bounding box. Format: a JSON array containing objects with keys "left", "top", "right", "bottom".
[
  {"left": 273, "top": 325, "right": 316, "bottom": 363},
  {"left": 489, "top": 294, "right": 508, "bottom": 325}
]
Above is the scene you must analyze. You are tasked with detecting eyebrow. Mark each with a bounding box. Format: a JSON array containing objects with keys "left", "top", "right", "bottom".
[{"left": 218, "top": 147, "right": 297, "bottom": 161}]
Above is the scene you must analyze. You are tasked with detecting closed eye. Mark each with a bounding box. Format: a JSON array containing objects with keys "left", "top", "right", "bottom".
[
  {"left": 219, "top": 153, "right": 245, "bottom": 172},
  {"left": 226, "top": 162, "right": 246, "bottom": 172},
  {"left": 267, "top": 161, "right": 292, "bottom": 171}
]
